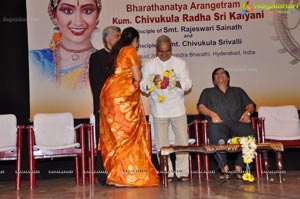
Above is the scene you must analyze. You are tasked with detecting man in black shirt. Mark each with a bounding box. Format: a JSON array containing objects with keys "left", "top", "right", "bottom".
[
  {"left": 197, "top": 67, "right": 256, "bottom": 180},
  {"left": 89, "top": 26, "right": 121, "bottom": 184}
]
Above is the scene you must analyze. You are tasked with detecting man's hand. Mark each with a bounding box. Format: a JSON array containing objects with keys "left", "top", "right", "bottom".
[
  {"left": 239, "top": 111, "right": 251, "bottom": 123},
  {"left": 175, "top": 81, "right": 181, "bottom": 88},
  {"left": 211, "top": 112, "right": 223, "bottom": 123}
]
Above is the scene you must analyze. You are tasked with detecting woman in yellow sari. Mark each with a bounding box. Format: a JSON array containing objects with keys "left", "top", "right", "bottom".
[{"left": 99, "top": 27, "right": 160, "bottom": 187}]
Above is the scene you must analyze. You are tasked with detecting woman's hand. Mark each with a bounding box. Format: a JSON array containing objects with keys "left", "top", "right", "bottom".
[{"left": 153, "top": 75, "right": 161, "bottom": 85}]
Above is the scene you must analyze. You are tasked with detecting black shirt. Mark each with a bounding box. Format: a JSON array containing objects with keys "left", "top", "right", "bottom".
[
  {"left": 89, "top": 48, "right": 109, "bottom": 137},
  {"left": 197, "top": 86, "right": 256, "bottom": 123}
]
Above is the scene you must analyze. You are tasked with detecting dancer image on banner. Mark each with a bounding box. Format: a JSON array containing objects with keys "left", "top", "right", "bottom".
[{"left": 28, "top": 0, "right": 102, "bottom": 118}]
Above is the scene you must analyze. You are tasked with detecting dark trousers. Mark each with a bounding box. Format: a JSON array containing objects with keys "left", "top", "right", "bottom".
[
  {"left": 95, "top": 114, "right": 107, "bottom": 184},
  {"left": 208, "top": 121, "right": 256, "bottom": 169}
]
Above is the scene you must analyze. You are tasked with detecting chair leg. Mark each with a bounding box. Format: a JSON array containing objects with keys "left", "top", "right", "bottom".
[
  {"left": 81, "top": 156, "right": 86, "bottom": 185},
  {"left": 89, "top": 125, "right": 95, "bottom": 185},
  {"left": 28, "top": 128, "right": 36, "bottom": 189},
  {"left": 262, "top": 150, "right": 269, "bottom": 181},
  {"left": 88, "top": 156, "right": 92, "bottom": 184},
  {"left": 16, "top": 127, "right": 22, "bottom": 190},
  {"left": 201, "top": 120, "right": 209, "bottom": 180},
  {"left": 255, "top": 154, "right": 260, "bottom": 178},
  {"left": 91, "top": 154, "right": 95, "bottom": 184},
  {"left": 189, "top": 153, "right": 193, "bottom": 179},
  {"left": 88, "top": 154, "right": 95, "bottom": 185},
  {"left": 196, "top": 153, "right": 201, "bottom": 180},
  {"left": 16, "top": 157, "right": 21, "bottom": 190},
  {"left": 75, "top": 157, "right": 79, "bottom": 184},
  {"left": 276, "top": 151, "right": 283, "bottom": 183},
  {"left": 87, "top": 130, "right": 92, "bottom": 184},
  {"left": 79, "top": 125, "right": 86, "bottom": 185},
  {"left": 29, "top": 158, "right": 36, "bottom": 189},
  {"left": 159, "top": 152, "right": 168, "bottom": 187},
  {"left": 193, "top": 121, "right": 202, "bottom": 180},
  {"left": 255, "top": 151, "right": 264, "bottom": 178},
  {"left": 204, "top": 154, "right": 209, "bottom": 180},
  {"left": 259, "top": 152, "right": 263, "bottom": 177}
]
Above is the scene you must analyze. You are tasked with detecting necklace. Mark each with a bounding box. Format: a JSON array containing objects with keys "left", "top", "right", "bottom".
[
  {"left": 53, "top": 46, "right": 96, "bottom": 89},
  {"left": 60, "top": 43, "right": 93, "bottom": 61}
]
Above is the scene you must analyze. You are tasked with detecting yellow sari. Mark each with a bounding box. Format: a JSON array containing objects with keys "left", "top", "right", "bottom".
[
  {"left": 60, "top": 64, "right": 89, "bottom": 89},
  {"left": 99, "top": 46, "right": 159, "bottom": 186}
]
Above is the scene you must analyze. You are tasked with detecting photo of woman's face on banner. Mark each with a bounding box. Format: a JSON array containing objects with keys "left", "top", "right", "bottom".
[{"left": 27, "top": 0, "right": 102, "bottom": 119}]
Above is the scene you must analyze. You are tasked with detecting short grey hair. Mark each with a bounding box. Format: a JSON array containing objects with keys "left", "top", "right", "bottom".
[
  {"left": 102, "top": 26, "right": 121, "bottom": 46},
  {"left": 156, "top": 35, "right": 172, "bottom": 50}
]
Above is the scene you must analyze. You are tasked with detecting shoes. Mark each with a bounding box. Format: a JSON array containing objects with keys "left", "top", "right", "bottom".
[
  {"left": 178, "top": 176, "right": 190, "bottom": 181},
  {"left": 168, "top": 176, "right": 190, "bottom": 182},
  {"left": 168, "top": 176, "right": 175, "bottom": 182}
]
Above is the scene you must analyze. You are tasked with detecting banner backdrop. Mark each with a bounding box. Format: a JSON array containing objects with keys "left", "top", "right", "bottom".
[{"left": 27, "top": 0, "right": 300, "bottom": 119}]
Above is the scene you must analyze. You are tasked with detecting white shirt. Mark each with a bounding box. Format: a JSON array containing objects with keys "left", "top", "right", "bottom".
[{"left": 140, "top": 56, "right": 192, "bottom": 118}]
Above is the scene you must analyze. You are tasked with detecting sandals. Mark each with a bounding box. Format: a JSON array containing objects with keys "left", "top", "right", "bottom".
[
  {"left": 235, "top": 173, "right": 242, "bottom": 179},
  {"left": 219, "top": 172, "right": 242, "bottom": 180},
  {"left": 219, "top": 172, "right": 230, "bottom": 180},
  {"left": 235, "top": 166, "right": 243, "bottom": 180}
]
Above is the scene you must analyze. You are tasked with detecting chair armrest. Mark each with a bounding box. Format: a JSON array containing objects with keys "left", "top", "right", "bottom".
[
  {"left": 74, "top": 123, "right": 87, "bottom": 145},
  {"left": 188, "top": 119, "right": 208, "bottom": 127},
  {"left": 74, "top": 123, "right": 87, "bottom": 130},
  {"left": 17, "top": 125, "right": 25, "bottom": 129}
]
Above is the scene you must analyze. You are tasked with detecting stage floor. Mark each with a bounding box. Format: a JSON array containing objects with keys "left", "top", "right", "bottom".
[{"left": 1, "top": 170, "right": 300, "bottom": 199}]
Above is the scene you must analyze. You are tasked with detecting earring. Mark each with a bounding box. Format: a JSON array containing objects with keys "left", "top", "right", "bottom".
[{"left": 49, "top": 25, "right": 62, "bottom": 51}]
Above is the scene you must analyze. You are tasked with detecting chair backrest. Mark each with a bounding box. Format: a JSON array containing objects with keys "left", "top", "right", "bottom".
[
  {"left": 33, "top": 112, "right": 75, "bottom": 146},
  {"left": 0, "top": 114, "right": 17, "bottom": 147},
  {"left": 258, "top": 105, "right": 300, "bottom": 140}
]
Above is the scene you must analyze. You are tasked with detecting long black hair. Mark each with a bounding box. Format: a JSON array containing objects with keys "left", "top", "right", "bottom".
[{"left": 105, "top": 27, "right": 139, "bottom": 76}]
